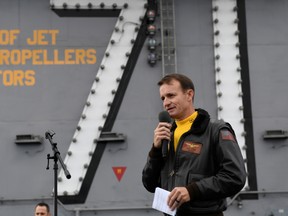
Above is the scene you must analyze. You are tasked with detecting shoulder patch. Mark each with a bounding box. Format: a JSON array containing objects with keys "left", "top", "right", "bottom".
[{"left": 220, "top": 130, "right": 236, "bottom": 142}]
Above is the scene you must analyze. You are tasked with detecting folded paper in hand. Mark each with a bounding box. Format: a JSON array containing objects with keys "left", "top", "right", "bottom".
[{"left": 152, "top": 187, "right": 176, "bottom": 216}]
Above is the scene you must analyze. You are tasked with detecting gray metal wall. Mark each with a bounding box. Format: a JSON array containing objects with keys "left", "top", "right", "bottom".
[
  {"left": 225, "top": 1, "right": 288, "bottom": 215},
  {"left": 1, "top": 0, "right": 288, "bottom": 216}
]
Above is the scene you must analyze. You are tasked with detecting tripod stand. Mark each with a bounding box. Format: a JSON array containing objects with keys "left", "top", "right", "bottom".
[{"left": 46, "top": 130, "right": 71, "bottom": 216}]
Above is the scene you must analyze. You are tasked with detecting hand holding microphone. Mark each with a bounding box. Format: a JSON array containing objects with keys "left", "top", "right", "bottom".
[{"left": 154, "top": 111, "right": 172, "bottom": 158}]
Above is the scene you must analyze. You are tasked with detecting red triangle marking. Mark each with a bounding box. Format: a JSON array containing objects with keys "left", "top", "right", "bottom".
[{"left": 112, "top": 166, "right": 127, "bottom": 182}]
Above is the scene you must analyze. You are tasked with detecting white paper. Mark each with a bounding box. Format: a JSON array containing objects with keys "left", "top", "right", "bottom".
[{"left": 152, "top": 187, "right": 176, "bottom": 216}]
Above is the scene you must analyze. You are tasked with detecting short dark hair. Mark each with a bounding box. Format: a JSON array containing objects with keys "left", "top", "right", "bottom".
[
  {"left": 157, "top": 73, "right": 195, "bottom": 92},
  {"left": 35, "top": 202, "right": 50, "bottom": 213},
  {"left": 158, "top": 73, "right": 195, "bottom": 102}
]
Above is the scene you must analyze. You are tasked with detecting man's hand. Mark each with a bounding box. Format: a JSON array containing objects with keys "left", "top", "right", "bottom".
[
  {"left": 153, "top": 122, "right": 171, "bottom": 148},
  {"left": 167, "top": 187, "right": 190, "bottom": 211}
]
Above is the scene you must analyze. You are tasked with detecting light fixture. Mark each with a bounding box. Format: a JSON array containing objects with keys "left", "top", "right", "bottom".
[
  {"left": 147, "top": 24, "right": 156, "bottom": 36},
  {"left": 147, "top": 10, "right": 156, "bottom": 23},
  {"left": 147, "top": 52, "right": 157, "bottom": 65},
  {"left": 147, "top": 38, "right": 157, "bottom": 50}
]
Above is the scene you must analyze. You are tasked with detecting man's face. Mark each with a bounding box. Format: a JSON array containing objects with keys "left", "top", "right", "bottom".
[
  {"left": 159, "top": 79, "right": 194, "bottom": 121},
  {"left": 35, "top": 206, "right": 50, "bottom": 216}
]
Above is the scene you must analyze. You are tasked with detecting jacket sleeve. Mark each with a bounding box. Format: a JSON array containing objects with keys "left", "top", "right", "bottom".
[
  {"left": 186, "top": 124, "right": 247, "bottom": 201},
  {"left": 142, "top": 145, "right": 164, "bottom": 193}
]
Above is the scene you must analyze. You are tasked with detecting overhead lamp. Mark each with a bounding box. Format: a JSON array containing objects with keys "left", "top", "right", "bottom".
[
  {"left": 147, "top": 24, "right": 156, "bottom": 36},
  {"left": 147, "top": 10, "right": 156, "bottom": 23},
  {"left": 147, "top": 38, "right": 157, "bottom": 50},
  {"left": 147, "top": 52, "right": 157, "bottom": 66}
]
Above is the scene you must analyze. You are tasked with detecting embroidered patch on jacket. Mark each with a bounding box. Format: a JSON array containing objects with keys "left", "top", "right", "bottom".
[
  {"left": 220, "top": 130, "right": 236, "bottom": 142},
  {"left": 182, "top": 141, "right": 202, "bottom": 154}
]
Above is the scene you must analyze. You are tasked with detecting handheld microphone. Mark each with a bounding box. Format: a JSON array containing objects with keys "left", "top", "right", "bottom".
[{"left": 158, "top": 111, "right": 171, "bottom": 158}]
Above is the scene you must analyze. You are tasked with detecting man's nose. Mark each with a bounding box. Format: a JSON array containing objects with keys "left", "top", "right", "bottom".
[{"left": 163, "top": 98, "right": 170, "bottom": 107}]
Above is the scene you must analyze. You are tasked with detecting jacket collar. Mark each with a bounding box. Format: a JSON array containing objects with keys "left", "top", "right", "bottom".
[{"left": 171, "top": 108, "right": 210, "bottom": 135}]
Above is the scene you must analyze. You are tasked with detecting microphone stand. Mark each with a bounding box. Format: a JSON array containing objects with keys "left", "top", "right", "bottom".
[{"left": 45, "top": 130, "right": 71, "bottom": 216}]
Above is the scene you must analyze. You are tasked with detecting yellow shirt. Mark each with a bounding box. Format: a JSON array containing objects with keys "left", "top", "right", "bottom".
[{"left": 174, "top": 111, "right": 198, "bottom": 151}]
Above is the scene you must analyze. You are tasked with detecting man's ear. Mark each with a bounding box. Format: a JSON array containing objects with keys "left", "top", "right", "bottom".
[{"left": 186, "top": 89, "right": 194, "bottom": 102}]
